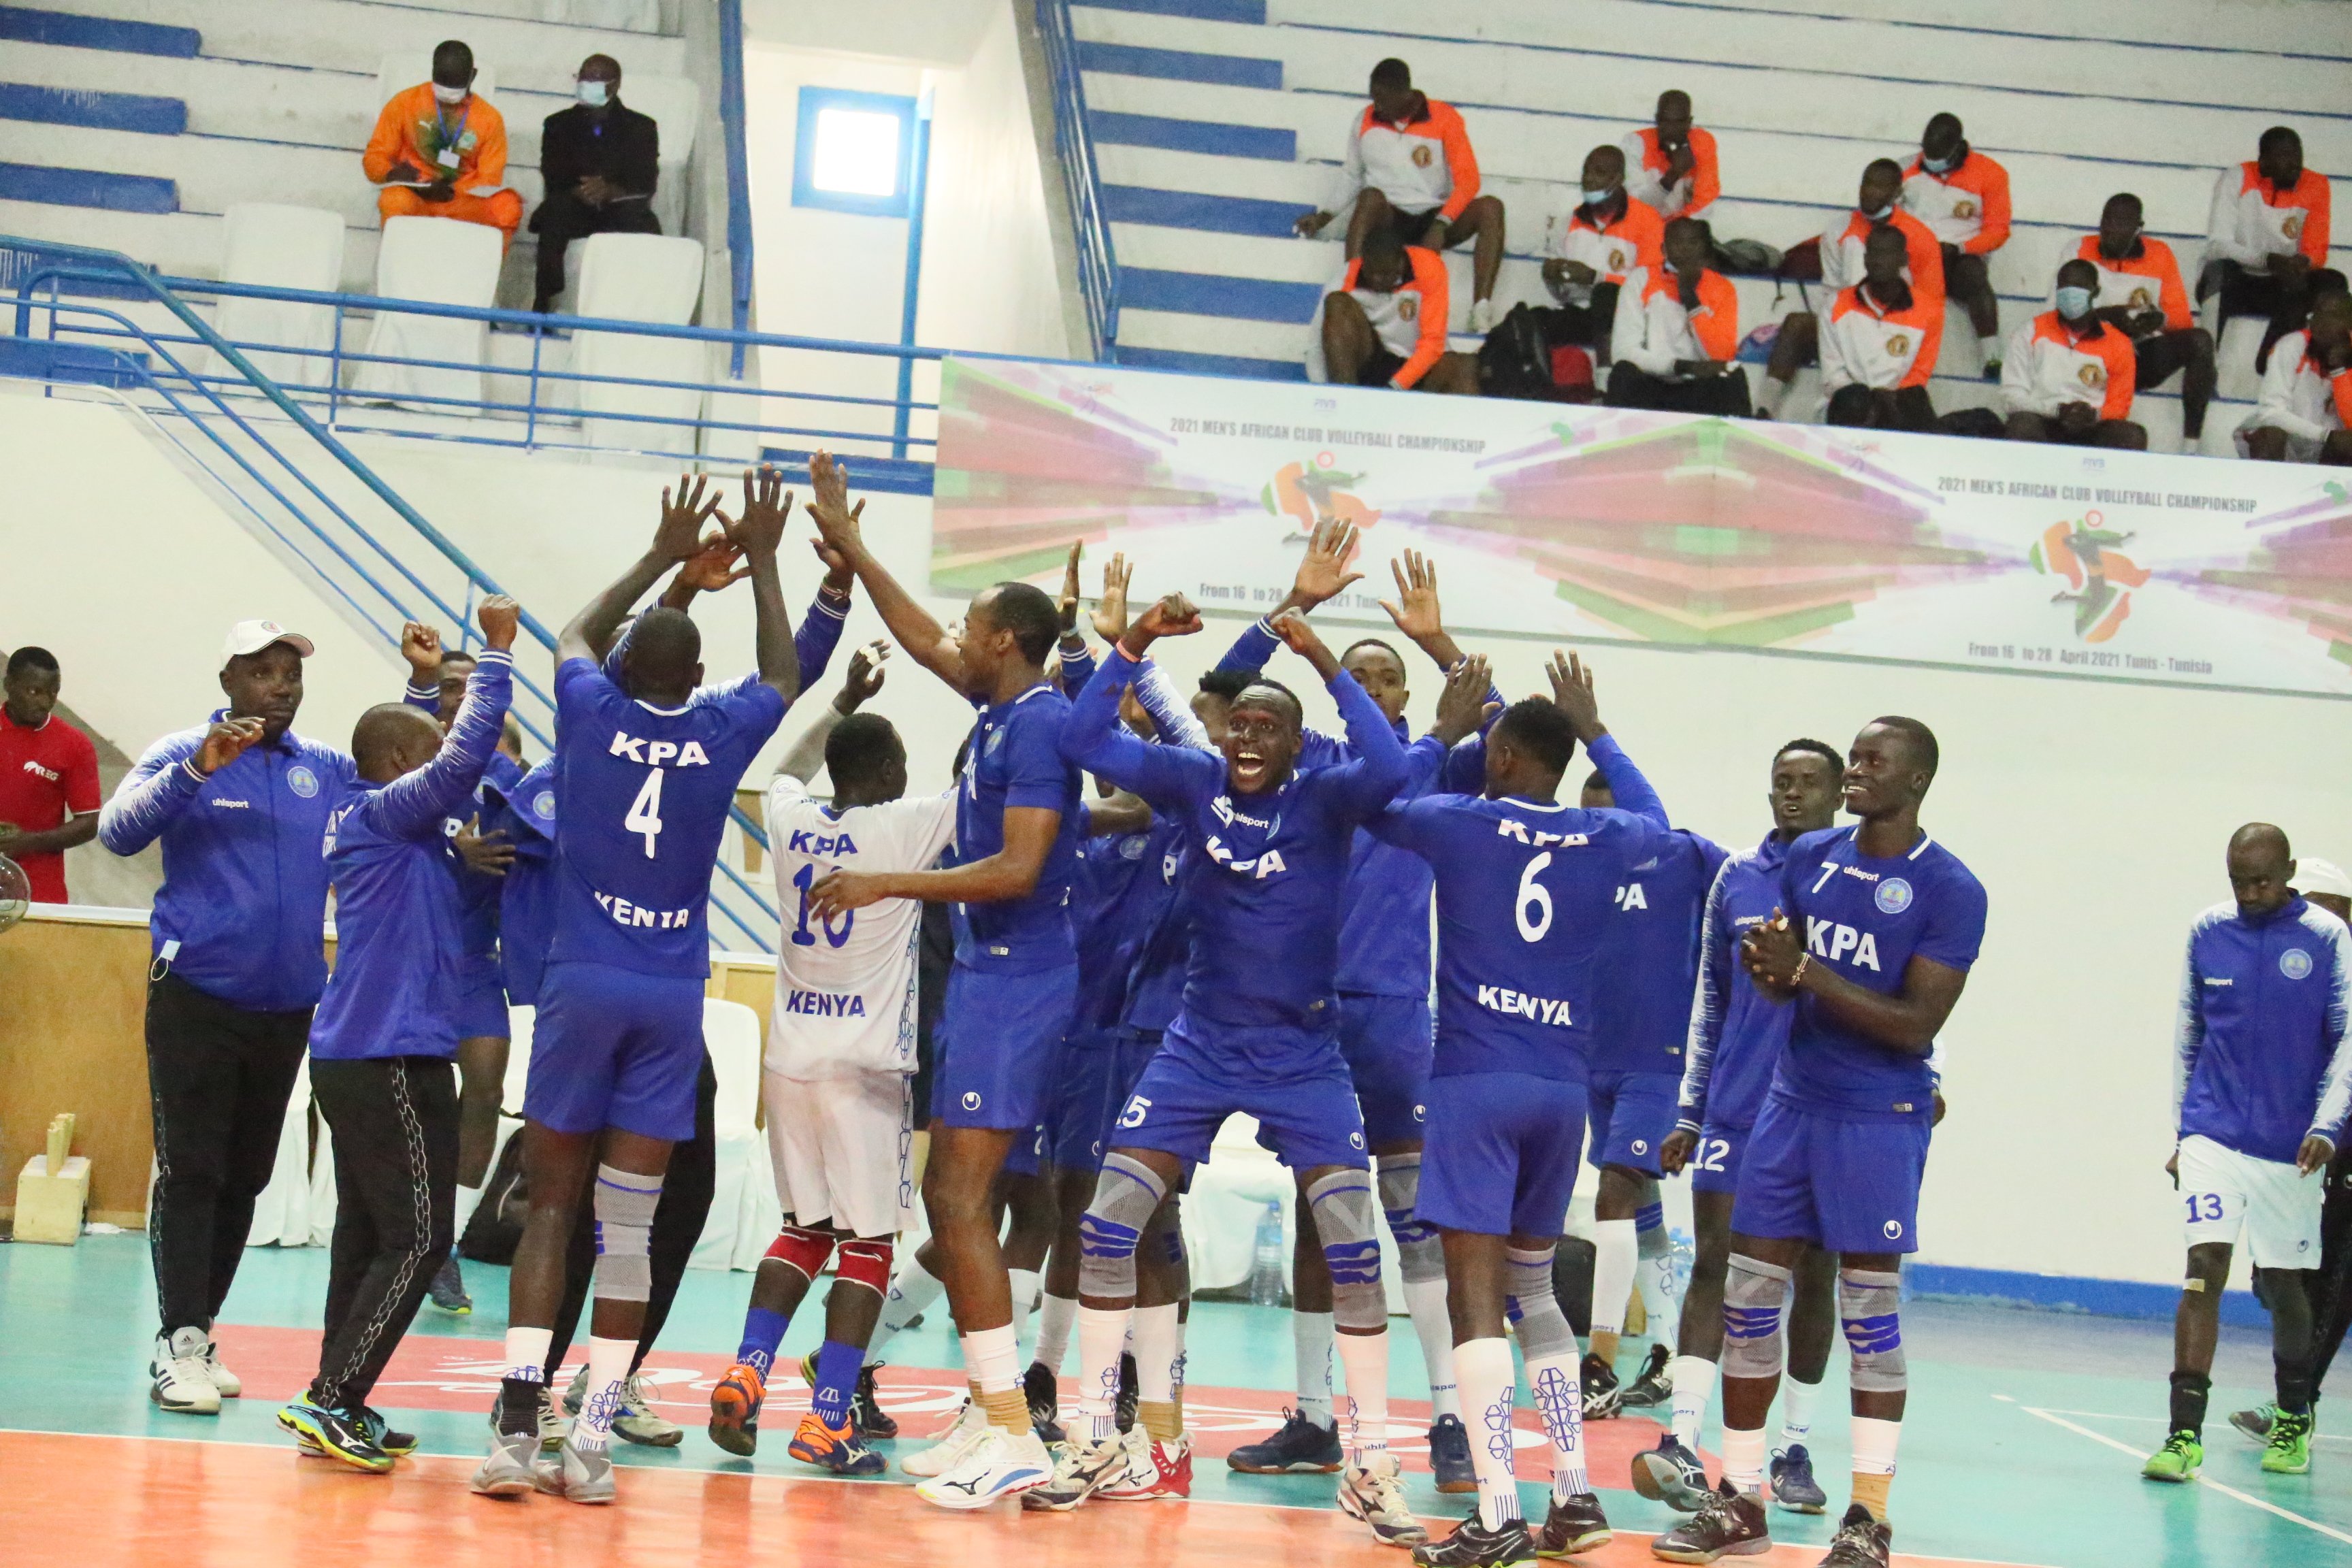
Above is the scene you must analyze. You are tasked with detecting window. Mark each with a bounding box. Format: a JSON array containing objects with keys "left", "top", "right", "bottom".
[{"left": 792, "top": 87, "right": 916, "bottom": 217}]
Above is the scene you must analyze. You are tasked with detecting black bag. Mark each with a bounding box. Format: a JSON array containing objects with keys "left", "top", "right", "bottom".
[
  {"left": 1712, "top": 238, "right": 1784, "bottom": 276},
  {"left": 1478, "top": 304, "right": 1594, "bottom": 402},
  {"left": 459, "top": 1133, "right": 529, "bottom": 1264},
  {"left": 1776, "top": 236, "right": 1824, "bottom": 282}
]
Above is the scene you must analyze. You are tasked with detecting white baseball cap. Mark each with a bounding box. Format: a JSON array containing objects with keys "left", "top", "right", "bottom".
[
  {"left": 220, "top": 619, "right": 316, "bottom": 665},
  {"left": 2294, "top": 857, "right": 2352, "bottom": 900}
]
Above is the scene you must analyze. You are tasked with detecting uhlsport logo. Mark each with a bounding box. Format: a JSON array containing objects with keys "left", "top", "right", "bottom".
[
  {"left": 1350, "top": 1130, "right": 1367, "bottom": 1150},
  {"left": 1874, "top": 877, "right": 1914, "bottom": 915},
  {"left": 2282, "top": 948, "right": 2315, "bottom": 981},
  {"left": 286, "top": 764, "right": 319, "bottom": 798},
  {"left": 961, "top": 1090, "right": 982, "bottom": 1112},
  {"left": 1882, "top": 1219, "right": 1904, "bottom": 1240}
]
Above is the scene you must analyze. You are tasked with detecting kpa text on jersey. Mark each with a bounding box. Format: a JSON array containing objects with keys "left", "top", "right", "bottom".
[
  {"left": 608, "top": 732, "right": 713, "bottom": 766},
  {"left": 1807, "top": 916, "right": 1883, "bottom": 971},
  {"left": 593, "top": 890, "right": 696, "bottom": 929}
]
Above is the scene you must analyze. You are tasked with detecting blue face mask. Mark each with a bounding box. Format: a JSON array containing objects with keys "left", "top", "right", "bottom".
[
  {"left": 576, "top": 79, "right": 610, "bottom": 107},
  {"left": 2056, "top": 285, "right": 2094, "bottom": 318},
  {"left": 1922, "top": 153, "right": 1956, "bottom": 174}
]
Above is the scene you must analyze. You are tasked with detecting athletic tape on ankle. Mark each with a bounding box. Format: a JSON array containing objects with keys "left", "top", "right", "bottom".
[
  {"left": 1307, "top": 1169, "right": 1386, "bottom": 1330},
  {"left": 1078, "top": 1153, "right": 1167, "bottom": 1298},
  {"left": 592, "top": 1165, "right": 664, "bottom": 1302},
  {"left": 1376, "top": 1154, "right": 1446, "bottom": 1285},
  {"left": 1838, "top": 1269, "right": 1906, "bottom": 1393},
  {"left": 1503, "top": 1245, "right": 1577, "bottom": 1362},
  {"left": 1722, "top": 1253, "right": 1793, "bottom": 1380},
  {"left": 835, "top": 1237, "right": 893, "bottom": 1294}
]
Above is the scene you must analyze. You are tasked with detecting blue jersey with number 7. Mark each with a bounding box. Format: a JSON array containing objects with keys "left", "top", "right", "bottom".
[
  {"left": 546, "top": 657, "right": 787, "bottom": 977},
  {"left": 1366, "top": 732, "right": 1676, "bottom": 1083}
]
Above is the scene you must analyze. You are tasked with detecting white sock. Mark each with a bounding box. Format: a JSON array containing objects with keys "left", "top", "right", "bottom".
[
  {"left": 1294, "top": 1309, "right": 1337, "bottom": 1430},
  {"left": 1334, "top": 1328, "right": 1390, "bottom": 1463},
  {"left": 503, "top": 1325, "right": 553, "bottom": 1384},
  {"left": 1034, "top": 1292, "right": 1077, "bottom": 1375},
  {"left": 1757, "top": 375, "right": 1788, "bottom": 416},
  {"left": 570, "top": 1335, "right": 636, "bottom": 1451},
  {"left": 1008, "top": 1267, "right": 1041, "bottom": 1359},
  {"left": 1405, "top": 1276, "right": 1460, "bottom": 1418},
  {"left": 961, "top": 1322, "right": 1023, "bottom": 1431},
  {"left": 1852, "top": 1414, "right": 1901, "bottom": 1475},
  {"left": 1722, "top": 1424, "right": 1768, "bottom": 1494},
  {"left": 864, "top": 1252, "right": 945, "bottom": 1363},
  {"left": 1778, "top": 1373, "right": 1822, "bottom": 1456},
  {"left": 1526, "top": 1345, "right": 1586, "bottom": 1501},
  {"left": 1456, "top": 1337, "right": 1522, "bottom": 1528},
  {"left": 1134, "top": 1303, "right": 1180, "bottom": 1405},
  {"left": 1669, "top": 1355, "right": 1718, "bottom": 1450},
  {"left": 1076, "top": 1304, "right": 1130, "bottom": 1443},
  {"left": 452, "top": 1180, "right": 485, "bottom": 1239},
  {"left": 1635, "top": 1239, "right": 1680, "bottom": 1353},
  {"left": 1589, "top": 1219, "right": 1637, "bottom": 1343}
]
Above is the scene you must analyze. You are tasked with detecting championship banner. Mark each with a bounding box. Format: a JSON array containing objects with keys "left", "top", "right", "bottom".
[{"left": 928, "top": 356, "right": 2352, "bottom": 698}]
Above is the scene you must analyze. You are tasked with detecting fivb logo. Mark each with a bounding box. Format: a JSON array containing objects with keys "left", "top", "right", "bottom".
[
  {"left": 1806, "top": 915, "right": 1882, "bottom": 971},
  {"left": 607, "top": 732, "right": 713, "bottom": 766}
]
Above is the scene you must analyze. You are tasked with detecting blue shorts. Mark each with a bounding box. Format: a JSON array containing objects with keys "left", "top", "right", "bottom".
[
  {"left": 454, "top": 955, "right": 510, "bottom": 1041},
  {"left": 1587, "top": 1068, "right": 1681, "bottom": 1178},
  {"left": 1049, "top": 1027, "right": 1162, "bottom": 1172},
  {"left": 1115, "top": 1015, "right": 1368, "bottom": 1171},
  {"left": 1688, "top": 1122, "right": 1750, "bottom": 1197},
  {"left": 930, "top": 961, "right": 1077, "bottom": 1132},
  {"left": 1337, "top": 992, "right": 1433, "bottom": 1147},
  {"left": 1002, "top": 1122, "right": 1049, "bottom": 1178},
  {"left": 523, "top": 960, "right": 705, "bottom": 1142},
  {"left": 1731, "top": 1094, "right": 1929, "bottom": 1254},
  {"left": 1418, "top": 1071, "right": 1588, "bottom": 1238}
]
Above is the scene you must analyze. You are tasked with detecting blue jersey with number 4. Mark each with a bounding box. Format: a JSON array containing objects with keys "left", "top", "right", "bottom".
[
  {"left": 546, "top": 658, "right": 787, "bottom": 977},
  {"left": 1773, "top": 826, "right": 1987, "bottom": 1122}
]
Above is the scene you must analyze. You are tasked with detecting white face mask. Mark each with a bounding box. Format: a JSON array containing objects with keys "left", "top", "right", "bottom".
[
  {"left": 432, "top": 82, "right": 468, "bottom": 105},
  {"left": 576, "top": 79, "right": 609, "bottom": 107}
]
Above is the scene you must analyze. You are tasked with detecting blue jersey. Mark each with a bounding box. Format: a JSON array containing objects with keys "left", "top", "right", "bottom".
[
  {"left": 956, "top": 683, "right": 1082, "bottom": 973},
  {"left": 1588, "top": 828, "right": 1726, "bottom": 1075},
  {"left": 1062, "top": 647, "right": 1411, "bottom": 1040},
  {"left": 1678, "top": 834, "right": 1797, "bottom": 1133},
  {"left": 546, "top": 659, "right": 786, "bottom": 977},
  {"left": 484, "top": 757, "right": 559, "bottom": 1004},
  {"left": 2176, "top": 896, "right": 2352, "bottom": 1164},
  {"left": 1370, "top": 733, "right": 1674, "bottom": 1081},
  {"left": 1117, "top": 830, "right": 1196, "bottom": 1034},
  {"left": 444, "top": 747, "right": 526, "bottom": 963},
  {"left": 1071, "top": 806, "right": 1181, "bottom": 1034},
  {"left": 1773, "top": 826, "right": 1987, "bottom": 1122},
  {"left": 311, "top": 654, "right": 512, "bottom": 1059}
]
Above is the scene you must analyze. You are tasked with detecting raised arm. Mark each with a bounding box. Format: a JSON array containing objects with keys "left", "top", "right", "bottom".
[
  {"left": 399, "top": 621, "right": 443, "bottom": 711},
  {"left": 1061, "top": 608, "right": 1215, "bottom": 808},
  {"left": 795, "top": 538, "right": 858, "bottom": 689},
  {"left": 98, "top": 719, "right": 267, "bottom": 855},
  {"left": 1549, "top": 649, "right": 1666, "bottom": 827},
  {"left": 776, "top": 641, "right": 886, "bottom": 783},
  {"left": 1281, "top": 612, "right": 1409, "bottom": 813},
  {"left": 562, "top": 472, "right": 719, "bottom": 665},
  {"left": 804, "top": 450, "right": 967, "bottom": 689},
  {"left": 372, "top": 600, "right": 519, "bottom": 839},
  {"left": 724, "top": 466, "right": 801, "bottom": 700},
  {"left": 1219, "top": 517, "right": 1366, "bottom": 674},
  {"left": 1133, "top": 658, "right": 1211, "bottom": 752}
]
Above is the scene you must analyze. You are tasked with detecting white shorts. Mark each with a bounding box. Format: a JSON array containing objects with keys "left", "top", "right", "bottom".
[
  {"left": 2178, "top": 1133, "right": 2323, "bottom": 1269},
  {"left": 764, "top": 1068, "right": 914, "bottom": 1241}
]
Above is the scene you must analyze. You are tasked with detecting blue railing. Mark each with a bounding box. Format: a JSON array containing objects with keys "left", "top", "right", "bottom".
[
  {"left": 1037, "top": 0, "right": 1120, "bottom": 361},
  {"left": 718, "top": 0, "right": 755, "bottom": 378}
]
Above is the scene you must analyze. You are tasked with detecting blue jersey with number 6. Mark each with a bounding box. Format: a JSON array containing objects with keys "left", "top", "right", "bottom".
[
  {"left": 546, "top": 658, "right": 787, "bottom": 977},
  {"left": 1367, "top": 733, "right": 1677, "bottom": 1083}
]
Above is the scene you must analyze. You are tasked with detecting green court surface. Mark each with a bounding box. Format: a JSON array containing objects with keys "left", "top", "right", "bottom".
[{"left": 3, "top": 1235, "right": 2347, "bottom": 1566}]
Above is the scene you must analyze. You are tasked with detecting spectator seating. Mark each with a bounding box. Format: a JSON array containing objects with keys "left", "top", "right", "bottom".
[
  {"left": 204, "top": 201, "right": 346, "bottom": 391},
  {"left": 570, "top": 230, "right": 707, "bottom": 452},
  {"left": 620, "top": 71, "right": 701, "bottom": 237},
  {"left": 352, "top": 212, "right": 502, "bottom": 412}
]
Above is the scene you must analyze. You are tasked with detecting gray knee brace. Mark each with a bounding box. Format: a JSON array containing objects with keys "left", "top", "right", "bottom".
[
  {"left": 1377, "top": 1154, "right": 1446, "bottom": 1286},
  {"left": 1077, "top": 1153, "right": 1168, "bottom": 1299},
  {"left": 592, "top": 1164, "right": 664, "bottom": 1303},
  {"left": 1840, "top": 1269, "right": 1907, "bottom": 1392},
  {"left": 1505, "top": 1245, "right": 1577, "bottom": 1362},
  {"left": 1721, "top": 1252, "right": 1793, "bottom": 1379},
  {"left": 1307, "top": 1169, "right": 1386, "bottom": 1331}
]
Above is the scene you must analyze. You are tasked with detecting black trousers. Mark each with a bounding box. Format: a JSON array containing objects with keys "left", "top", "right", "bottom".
[
  {"left": 530, "top": 190, "right": 662, "bottom": 308},
  {"left": 2310, "top": 1167, "right": 2352, "bottom": 1392},
  {"left": 1826, "top": 382, "right": 1938, "bottom": 432},
  {"left": 310, "top": 1056, "right": 458, "bottom": 1409},
  {"left": 1605, "top": 362, "right": 1753, "bottom": 416},
  {"left": 144, "top": 972, "right": 311, "bottom": 1334},
  {"left": 2208, "top": 259, "right": 2351, "bottom": 370},
  {"left": 546, "top": 1052, "right": 718, "bottom": 1373}
]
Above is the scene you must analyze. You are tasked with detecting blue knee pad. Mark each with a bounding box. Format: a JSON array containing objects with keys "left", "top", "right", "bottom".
[{"left": 1721, "top": 1252, "right": 1792, "bottom": 1379}]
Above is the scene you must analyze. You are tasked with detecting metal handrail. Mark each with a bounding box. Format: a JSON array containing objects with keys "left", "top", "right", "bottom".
[
  {"left": 1036, "top": 0, "right": 1120, "bottom": 361},
  {"left": 718, "top": 0, "right": 755, "bottom": 376}
]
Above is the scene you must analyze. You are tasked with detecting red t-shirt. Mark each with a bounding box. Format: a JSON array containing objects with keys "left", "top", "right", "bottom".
[{"left": 0, "top": 708, "right": 101, "bottom": 902}]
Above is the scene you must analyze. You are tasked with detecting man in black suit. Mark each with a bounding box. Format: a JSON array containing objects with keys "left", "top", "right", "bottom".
[{"left": 530, "top": 53, "right": 661, "bottom": 313}]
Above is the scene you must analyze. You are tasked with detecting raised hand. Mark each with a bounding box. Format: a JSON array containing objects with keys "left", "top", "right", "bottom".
[
  {"left": 1546, "top": 650, "right": 1603, "bottom": 742},
  {"left": 810, "top": 535, "right": 854, "bottom": 593},
  {"left": 476, "top": 593, "right": 521, "bottom": 652},
  {"left": 1120, "top": 591, "right": 1203, "bottom": 658},
  {"left": 1292, "top": 516, "right": 1365, "bottom": 610},
  {"left": 1092, "top": 551, "right": 1132, "bottom": 644},
  {"left": 1058, "top": 541, "right": 1085, "bottom": 636},
  {"left": 1378, "top": 549, "right": 1444, "bottom": 642},
  {"left": 1271, "top": 607, "right": 1339, "bottom": 679},
  {"left": 834, "top": 640, "right": 889, "bottom": 714},
  {"left": 453, "top": 815, "right": 515, "bottom": 878},
  {"left": 655, "top": 472, "right": 724, "bottom": 564},
  {"left": 195, "top": 717, "right": 267, "bottom": 777},
  {"left": 806, "top": 450, "right": 865, "bottom": 553},
  {"left": 728, "top": 466, "right": 794, "bottom": 558},
  {"left": 679, "top": 534, "right": 751, "bottom": 593},
  {"left": 1431, "top": 653, "right": 1497, "bottom": 746},
  {"left": 399, "top": 621, "right": 443, "bottom": 681}
]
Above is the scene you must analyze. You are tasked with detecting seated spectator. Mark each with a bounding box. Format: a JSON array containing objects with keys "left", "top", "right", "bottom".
[
  {"left": 0, "top": 646, "right": 99, "bottom": 904},
  {"left": 363, "top": 41, "right": 521, "bottom": 244},
  {"left": 1540, "top": 145, "right": 1665, "bottom": 359},
  {"left": 2001, "top": 261, "right": 2146, "bottom": 448},
  {"left": 1820, "top": 225, "right": 1942, "bottom": 431},
  {"left": 1322, "top": 231, "right": 1477, "bottom": 394},
  {"left": 1621, "top": 90, "right": 1718, "bottom": 220},
  {"left": 1759, "top": 159, "right": 1944, "bottom": 416},
  {"left": 1294, "top": 58, "right": 1507, "bottom": 331},
  {"left": 2074, "top": 193, "right": 2215, "bottom": 443},
  {"left": 529, "top": 54, "right": 662, "bottom": 313},
  {"left": 1605, "top": 216, "right": 1748, "bottom": 415},
  {"left": 2240, "top": 290, "right": 2352, "bottom": 465},
  {"left": 2204, "top": 127, "right": 2344, "bottom": 370},
  {"left": 1903, "top": 112, "right": 2011, "bottom": 379}
]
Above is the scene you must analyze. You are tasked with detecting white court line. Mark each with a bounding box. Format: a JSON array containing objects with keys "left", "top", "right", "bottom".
[
  {"left": 2023, "top": 1407, "right": 2352, "bottom": 1449},
  {"left": 2014, "top": 1403, "right": 2352, "bottom": 1546}
]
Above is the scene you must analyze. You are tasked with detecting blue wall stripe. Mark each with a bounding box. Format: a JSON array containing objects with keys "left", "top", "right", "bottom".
[
  {"left": 1906, "top": 1263, "right": 2265, "bottom": 1328},
  {"left": 1117, "top": 343, "right": 1306, "bottom": 380},
  {"left": 1121, "top": 265, "right": 1318, "bottom": 323},
  {"left": 0, "top": 161, "right": 178, "bottom": 214},
  {"left": 761, "top": 446, "right": 934, "bottom": 495},
  {"left": 0, "top": 82, "right": 186, "bottom": 135},
  {"left": 1090, "top": 109, "right": 1294, "bottom": 161},
  {"left": 0, "top": 5, "right": 199, "bottom": 57},
  {"left": 1105, "top": 182, "right": 1300, "bottom": 238},
  {"left": 1077, "top": 39, "right": 1281, "bottom": 89},
  {"left": 1074, "top": 0, "right": 1268, "bottom": 23}
]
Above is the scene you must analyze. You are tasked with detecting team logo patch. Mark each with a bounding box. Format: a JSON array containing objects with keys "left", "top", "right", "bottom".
[
  {"left": 1885, "top": 333, "right": 1912, "bottom": 356},
  {"left": 1120, "top": 836, "right": 1147, "bottom": 860},
  {"left": 533, "top": 790, "right": 556, "bottom": 821},
  {"left": 1953, "top": 199, "right": 1977, "bottom": 219},
  {"left": 1398, "top": 297, "right": 1418, "bottom": 322},
  {"left": 961, "top": 1090, "right": 983, "bottom": 1111},
  {"left": 2078, "top": 363, "right": 2106, "bottom": 388},
  {"left": 2282, "top": 948, "right": 2315, "bottom": 981},
  {"left": 2286, "top": 212, "right": 2306, "bottom": 238},
  {"left": 285, "top": 764, "right": 318, "bottom": 798},
  {"left": 1411, "top": 144, "right": 1434, "bottom": 169},
  {"left": 1607, "top": 246, "right": 1629, "bottom": 272},
  {"left": 1875, "top": 877, "right": 1914, "bottom": 914},
  {"left": 1350, "top": 1130, "right": 1366, "bottom": 1150},
  {"left": 1882, "top": 1220, "right": 1904, "bottom": 1240},
  {"left": 986, "top": 729, "right": 1004, "bottom": 755},
  {"left": 2129, "top": 285, "right": 2155, "bottom": 309}
]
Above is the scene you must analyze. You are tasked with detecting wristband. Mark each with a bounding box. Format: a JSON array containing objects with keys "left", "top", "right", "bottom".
[{"left": 1790, "top": 953, "right": 1811, "bottom": 987}]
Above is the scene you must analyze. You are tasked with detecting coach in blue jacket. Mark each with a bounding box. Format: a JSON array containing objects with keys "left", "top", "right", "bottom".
[{"left": 100, "top": 619, "right": 357, "bottom": 1416}]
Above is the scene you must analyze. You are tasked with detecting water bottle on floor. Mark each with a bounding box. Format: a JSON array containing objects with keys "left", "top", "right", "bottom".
[{"left": 1249, "top": 1200, "right": 1286, "bottom": 1307}]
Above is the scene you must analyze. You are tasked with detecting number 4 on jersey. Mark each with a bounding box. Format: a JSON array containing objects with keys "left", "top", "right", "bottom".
[{"left": 625, "top": 769, "right": 664, "bottom": 858}]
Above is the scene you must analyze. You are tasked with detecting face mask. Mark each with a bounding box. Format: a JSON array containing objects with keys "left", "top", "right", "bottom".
[
  {"left": 1863, "top": 200, "right": 1895, "bottom": 220},
  {"left": 1922, "top": 154, "right": 1955, "bottom": 174},
  {"left": 432, "top": 82, "right": 468, "bottom": 105},
  {"left": 576, "top": 79, "right": 609, "bottom": 107},
  {"left": 1582, "top": 180, "right": 1620, "bottom": 203},
  {"left": 2056, "top": 286, "right": 2094, "bottom": 318}
]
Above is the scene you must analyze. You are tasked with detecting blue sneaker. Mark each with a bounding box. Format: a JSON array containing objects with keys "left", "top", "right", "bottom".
[
  {"left": 1770, "top": 1443, "right": 1828, "bottom": 1514},
  {"left": 277, "top": 1399, "right": 391, "bottom": 1473},
  {"left": 1428, "top": 1413, "right": 1477, "bottom": 1494},
  {"left": 1227, "top": 1407, "right": 1343, "bottom": 1474},
  {"left": 789, "top": 1409, "right": 888, "bottom": 1475}
]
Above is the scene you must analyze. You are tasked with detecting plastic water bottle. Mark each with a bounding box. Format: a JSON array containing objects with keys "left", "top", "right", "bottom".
[{"left": 1249, "top": 1200, "right": 1287, "bottom": 1307}]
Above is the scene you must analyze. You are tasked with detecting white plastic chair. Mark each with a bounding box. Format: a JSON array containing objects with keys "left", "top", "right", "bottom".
[
  {"left": 694, "top": 998, "right": 781, "bottom": 1269},
  {"left": 246, "top": 1056, "right": 323, "bottom": 1246},
  {"left": 209, "top": 204, "right": 346, "bottom": 393},
  {"left": 352, "top": 214, "right": 502, "bottom": 412},
  {"left": 536, "top": 0, "right": 659, "bottom": 30},
  {"left": 570, "top": 232, "right": 707, "bottom": 453},
  {"left": 621, "top": 74, "right": 700, "bottom": 236}
]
